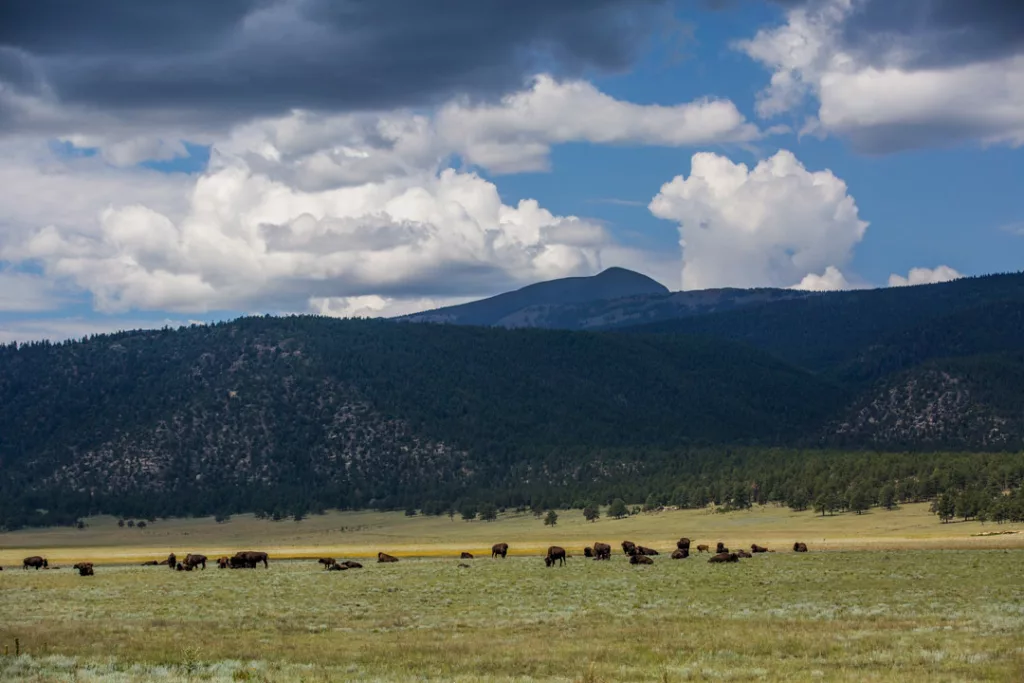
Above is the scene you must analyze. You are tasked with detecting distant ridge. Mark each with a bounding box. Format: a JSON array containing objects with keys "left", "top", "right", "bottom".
[{"left": 397, "top": 267, "right": 669, "bottom": 327}]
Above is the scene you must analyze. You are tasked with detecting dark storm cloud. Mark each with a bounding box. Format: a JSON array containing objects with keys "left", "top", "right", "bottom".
[
  {"left": 771, "top": 0, "right": 1024, "bottom": 68},
  {"left": 0, "top": 0, "right": 671, "bottom": 124}
]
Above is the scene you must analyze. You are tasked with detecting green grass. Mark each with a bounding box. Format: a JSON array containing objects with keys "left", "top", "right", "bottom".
[{"left": 1, "top": 550, "right": 1023, "bottom": 682}]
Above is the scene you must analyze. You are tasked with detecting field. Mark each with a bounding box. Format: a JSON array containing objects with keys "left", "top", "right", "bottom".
[{"left": 1, "top": 505, "right": 1023, "bottom": 682}]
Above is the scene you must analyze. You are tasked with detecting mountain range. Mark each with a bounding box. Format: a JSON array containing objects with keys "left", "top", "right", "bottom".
[{"left": 2, "top": 267, "right": 1023, "bottom": 527}]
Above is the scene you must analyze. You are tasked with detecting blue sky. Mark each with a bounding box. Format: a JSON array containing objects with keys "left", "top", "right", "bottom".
[{"left": 1, "top": 0, "right": 1022, "bottom": 341}]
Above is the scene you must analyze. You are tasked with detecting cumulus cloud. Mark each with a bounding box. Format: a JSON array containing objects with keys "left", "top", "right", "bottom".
[
  {"left": 437, "top": 75, "right": 761, "bottom": 173},
  {"left": 649, "top": 149, "right": 867, "bottom": 290},
  {"left": 0, "top": 0, "right": 672, "bottom": 134},
  {"left": 888, "top": 265, "right": 963, "bottom": 288},
  {"left": 791, "top": 265, "right": 853, "bottom": 291},
  {"left": 740, "top": 0, "right": 1024, "bottom": 151}
]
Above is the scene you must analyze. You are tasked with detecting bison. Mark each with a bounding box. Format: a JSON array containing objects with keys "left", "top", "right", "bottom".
[
  {"left": 583, "top": 546, "right": 594, "bottom": 558},
  {"left": 545, "top": 546, "right": 566, "bottom": 567},
  {"left": 736, "top": 550, "right": 752, "bottom": 558},
  {"left": 793, "top": 542, "right": 808, "bottom": 553},
  {"left": 377, "top": 552, "right": 399, "bottom": 563},
  {"left": 341, "top": 560, "right": 363, "bottom": 569},
  {"left": 235, "top": 551, "right": 269, "bottom": 568},
  {"left": 715, "top": 542, "right": 728, "bottom": 554},
  {"left": 73, "top": 562, "right": 94, "bottom": 576},
  {"left": 460, "top": 552, "right": 474, "bottom": 559},
  {"left": 708, "top": 552, "right": 739, "bottom": 563},
  {"left": 22, "top": 556, "right": 47, "bottom": 570},
  {"left": 328, "top": 563, "right": 348, "bottom": 571},
  {"left": 217, "top": 557, "right": 230, "bottom": 569},
  {"left": 696, "top": 544, "right": 710, "bottom": 554},
  {"left": 593, "top": 542, "right": 612, "bottom": 560},
  {"left": 175, "top": 562, "right": 192, "bottom": 571},
  {"left": 671, "top": 549, "right": 689, "bottom": 560},
  {"left": 677, "top": 537, "right": 691, "bottom": 552},
  {"left": 184, "top": 554, "right": 207, "bottom": 570},
  {"left": 227, "top": 555, "right": 250, "bottom": 568},
  {"left": 751, "top": 544, "right": 769, "bottom": 553},
  {"left": 162, "top": 553, "right": 177, "bottom": 570},
  {"left": 318, "top": 558, "right": 337, "bottom": 569},
  {"left": 491, "top": 543, "right": 509, "bottom": 559},
  {"left": 621, "top": 540, "right": 637, "bottom": 556},
  {"left": 630, "top": 554, "right": 654, "bottom": 565},
  {"left": 636, "top": 546, "right": 659, "bottom": 556},
  {"left": 141, "top": 560, "right": 159, "bottom": 566}
]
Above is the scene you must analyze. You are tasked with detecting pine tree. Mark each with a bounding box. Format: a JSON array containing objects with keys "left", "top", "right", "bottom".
[
  {"left": 583, "top": 504, "right": 600, "bottom": 522},
  {"left": 544, "top": 510, "right": 559, "bottom": 526},
  {"left": 479, "top": 503, "right": 498, "bottom": 522},
  {"left": 879, "top": 484, "right": 896, "bottom": 510},
  {"left": 608, "top": 498, "right": 628, "bottom": 519}
]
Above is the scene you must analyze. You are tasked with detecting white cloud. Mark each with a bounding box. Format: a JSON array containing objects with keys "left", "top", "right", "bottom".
[
  {"left": 0, "top": 269, "right": 63, "bottom": 311},
  {"left": 310, "top": 295, "right": 474, "bottom": 319},
  {"left": 739, "top": 0, "right": 1024, "bottom": 151},
  {"left": 888, "top": 265, "right": 963, "bottom": 288},
  {"left": 649, "top": 150, "right": 868, "bottom": 290},
  {"left": 791, "top": 266, "right": 853, "bottom": 291}
]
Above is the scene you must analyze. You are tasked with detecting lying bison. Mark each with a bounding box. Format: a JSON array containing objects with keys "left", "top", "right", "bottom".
[
  {"left": 318, "top": 558, "right": 337, "bottom": 569},
  {"left": 73, "top": 562, "right": 94, "bottom": 576},
  {"left": 544, "top": 546, "right": 566, "bottom": 567},
  {"left": 696, "top": 544, "right": 710, "bottom": 554},
  {"left": 184, "top": 553, "right": 207, "bottom": 570},
  {"left": 175, "top": 562, "right": 192, "bottom": 571},
  {"left": 583, "top": 546, "right": 594, "bottom": 558},
  {"left": 793, "top": 542, "right": 808, "bottom": 553},
  {"left": 736, "top": 550, "right": 752, "bottom": 558},
  {"left": 708, "top": 552, "right": 739, "bottom": 563},
  {"left": 341, "top": 560, "right": 362, "bottom": 569},
  {"left": 677, "top": 537, "right": 691, "bottom": 552},
  {"left": 630, "top": 554, "right": 653, "bottom": 565},
  {"left": 460, "top": 552, "right": 474, "bottom": 559},
  {"left": 636, "top": 546, "right": 659, "bottom": 556},
  {"left": 715, "top": 542, "right": 728, "bottom": 554},
  {"left": 377, "top": 552, "right": 399, "bottom": 563},
  {"left": 621, "top": 540, "right": 637, "bottom": 556},
  {"left": 751, "top": 544, "right": 769, "bottom": 554},
  {"left": 23, "top": 556, "right": 48, "bottom": 570},
  {"left": 671, "top": 549, "right": 688, "bottom": 560},
  {"left": 491, "top": 543, "right": 509, "bottom": 559},
  {"left": 593, "top": 542, "right": 612, "bottom": 560},
  {"left": 141, "top": 560, "right": 160, "bottom": 566},
  {"left": 328, "top": 563, "right": 348, "bottom": 571}
]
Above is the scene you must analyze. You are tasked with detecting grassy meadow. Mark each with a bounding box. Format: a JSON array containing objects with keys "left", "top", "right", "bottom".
[{"left": 1, "top": 505, "right": 1023, "bottom": 681}]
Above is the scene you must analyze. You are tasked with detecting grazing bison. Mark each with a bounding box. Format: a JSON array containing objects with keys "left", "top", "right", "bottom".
[
  {"left": 377, "top": 552, "right": 399, "bottom": 563},
  {"left": 73, "top": 562, "right": 94, "bottom": 576},
  {"left": 491, "top": 543, "right": 509, "bottom": 559},
  {"left": 22, "top": 556, "right": 48, "bottom": 570},
  {"left": 228, "top": 555, "right": 250, "bottom": 568},
  {"left": 677, "top": 537, "right": 691, "bottom": 552},
  {"left": 217, "top": 557, "right": 230, "bottom": 569},
  {"left": 708, "top": 552, "right": 739, "bottom": 563},
  {"left": 696, "top": 544, "right": 710, "bottom": 554},
  {"left": 636, "top": 546, "right": 659, "bottom": 556},
  {"left": 621, "top": 540, "right": 637, "bottom": 556},
  {"left": 715, "top": 542, "right": 728, "bottom": 554},
  {"left": 751, "top": 544, "right": 769, "bottom": 553},
  {"left": 341, "top": 560, "right": 363, "bottom": 569},
  {"left": 235, "top": 551, "right": 269, "bottom": 568},
  {"left": 793, "top": 542, "right": 808, "bottom": 553},
  {"left": 630, "top": 554, "right": 654, "bottom": 565},
  {"left": 583, "top": 547, "right": 594, "bottom": 558},
  {"left": 460, "top": 552, "right": 474, "bottom": 559},
  {"left": 671, "top": 549, "right": 688, "bottom": 560},
  {"left": 318, "top": 558, "right": 337, "bottom": 569},
  {"left": 593, "top": 542, "right": 612, "bottom": 560},
  {"left": 545, "top": 546, "right": 566, "bottom": 567},
  {"left": 736, "top": 550, "right": 752, "bottom": 558},
  {"left": 184, "top": 554, "right": 207, "bottom": 570}
]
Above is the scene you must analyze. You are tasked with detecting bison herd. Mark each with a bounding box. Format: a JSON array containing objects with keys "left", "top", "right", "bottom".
[{"left": 10, "top": 540, "right": 809, "bottom": 577}]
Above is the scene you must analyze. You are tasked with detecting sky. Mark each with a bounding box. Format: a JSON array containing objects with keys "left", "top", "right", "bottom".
[{"left": 1, "top": 0, "right": 1022, "bottom": 342}]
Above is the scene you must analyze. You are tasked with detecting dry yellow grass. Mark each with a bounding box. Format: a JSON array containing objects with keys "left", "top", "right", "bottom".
[{"left": 0, "top": 502, "right": 1021, "bottom": 566}]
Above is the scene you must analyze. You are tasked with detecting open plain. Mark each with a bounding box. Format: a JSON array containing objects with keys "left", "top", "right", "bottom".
[{"left": 1, "top": 505, "right": 1023, "bottom": 681}]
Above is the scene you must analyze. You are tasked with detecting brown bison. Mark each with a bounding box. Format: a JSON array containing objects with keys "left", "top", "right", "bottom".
[
  {"left": 544, "top": 546, "right": 566, "bottom": 567},
  {"left": 736, "top": 550, "right": 752, "bottom": 558},
  {"left": 227, "top": 555, "right": 250, "bottom": 568},
  {"left": 175, "top": 562, "right": 193, "bottom": 571},
  {"left": 621, "top": 540, "right": 637, "bottom": 556},
  {"left": 636, "top": 546, "right": 659, "bottom": 556},
  {"left": 593, "top": 542, "right": 612, "bottom": 560},
  {"left": 677, "top": 537, "right": 691, "bottom": 552},
  {"left": 162, "top": 553, "right": 177, "bottom": 570},
  {"left": 696, "top": 544, "right": 710, "bottom": 554},
  {"left": 630, "top": 554, "right": 654, "bottom": 565},
  {"left": 708, "top": 552, "right": 739, "bottom": 563},
  {"left": 73, "top": 562, "right": 94, "bottom": 576},
  {"left": 235, "top": 551, "right": 269, "bottom": 568},
  {"left": 583, "top": 546, "right": 594, "bottom": 558},
  {"left": 377, "top": 552, "right": 399, "bottom": 563},
  {"left": 318, "top": 558, "right": 337, "bottom": 569},
  {"left": 715, "top": 542, "right": 728, "bottom": 554},
  {"left": 491, "top": 543, "right": 509, "bottom": 559},
  {"left": 328, "top": 563, "right": 348, "bottom": 571},
  {"left": 217, "top": 557, "right": 230, "bottom": 569},
  {"left": 751, "top": 544, "right": 769, "bottom": 553},
  {"left": 460, "top": 552, "right": 474, "bottom": 559},
  {"left": 184, "top": 554, "right": 207, "bottom": 570},
  {"left": 341, "top": 560, "right": 363, "bottom": 569},
  {"left": 671, "top": 549, "right": 688, "bottom": 560},
  {"left": 141, "top": 560, "right": 160, "bottom": 566},
  {"left": 793, "top": 542, "right": 808, "bottom": 553},
  {"left": 22, "top": 556, "right": 48, "bottom": 570}
]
